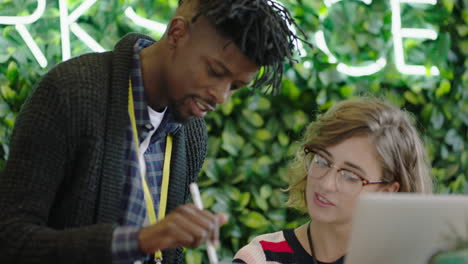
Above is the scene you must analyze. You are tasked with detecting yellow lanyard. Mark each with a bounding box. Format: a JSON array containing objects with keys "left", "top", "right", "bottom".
[{"left": 128, "top": 79, "right": 172, "bottom": 262}]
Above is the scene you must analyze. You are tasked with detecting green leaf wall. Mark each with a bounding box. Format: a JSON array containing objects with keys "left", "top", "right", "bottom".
[{"left": 0, "top": 0, "right": 466, "bottom": 262}]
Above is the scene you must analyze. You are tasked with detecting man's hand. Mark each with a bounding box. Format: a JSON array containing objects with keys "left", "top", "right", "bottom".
[{"left": 137, "top": 204, "right": 228, "bottom": 254}]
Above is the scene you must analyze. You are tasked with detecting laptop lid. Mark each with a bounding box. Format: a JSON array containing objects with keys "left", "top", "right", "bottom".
[{"left": 345, "top": 193, "right": 468, "bottom": 264}]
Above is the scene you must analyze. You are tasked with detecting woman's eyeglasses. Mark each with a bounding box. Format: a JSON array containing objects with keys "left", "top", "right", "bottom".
[{"left": 304, "top": 146, "right": 390, "bottom": 196}]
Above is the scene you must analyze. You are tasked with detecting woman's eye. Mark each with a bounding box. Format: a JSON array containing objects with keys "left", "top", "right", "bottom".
[
  {"left": 342, "top": 170, "right": 361, "bottom": 182},
  {"left": 315, "top": 155, "right": 329, "bottom": 167}
]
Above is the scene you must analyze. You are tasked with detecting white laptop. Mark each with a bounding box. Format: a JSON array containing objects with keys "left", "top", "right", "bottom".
[{"left": 345, "top": 193, "right": 468, "bottom": 264}]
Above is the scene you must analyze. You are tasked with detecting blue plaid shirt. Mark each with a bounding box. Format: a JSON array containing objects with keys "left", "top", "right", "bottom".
[{"left": 112, "top": 39, "right": 182, "bottom": 263}]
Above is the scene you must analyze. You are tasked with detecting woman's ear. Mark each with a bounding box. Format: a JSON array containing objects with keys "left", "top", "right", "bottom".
[{"left": 381, "top": 182, "right": 400, "bottom": 193}]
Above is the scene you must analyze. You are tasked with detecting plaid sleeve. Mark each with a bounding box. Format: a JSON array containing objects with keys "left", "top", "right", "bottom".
[{"left": 112, "top": 226, "right": 147, "bottom": 264}]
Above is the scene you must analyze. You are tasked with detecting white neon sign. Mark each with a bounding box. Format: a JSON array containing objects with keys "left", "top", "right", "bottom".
[
  {"left": 0, "top": 0, "right": 441, "bottom": 76},
  {"left": 315, "top": 0, "right": 439, "bottom": 76},
  {"left": 314, "top": 0, "right": 387, "bottom": 77},
  {"left": 324, "top": 0, "right": 372, "bottom": 7},
  {"left": 59, "top": 0, "right": 105, "bottom": 61},
  {"left": 0, "top": 0, "right": 48, "bottom": 68},
  {"left": 125, "top": 7, "right": 167, "bottom": 34},
  {"left": 390, "top": 0, "right": 439, "bottom": 75}
]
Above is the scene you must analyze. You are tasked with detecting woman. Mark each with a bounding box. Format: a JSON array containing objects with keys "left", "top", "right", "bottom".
[{"left": 233, "top": 98, "right": 433, "bottom": 264}]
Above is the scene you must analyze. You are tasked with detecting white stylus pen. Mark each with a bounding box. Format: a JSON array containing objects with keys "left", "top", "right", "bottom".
[{"left": 189, "top": 183, "right": 219, "bottom": 264}]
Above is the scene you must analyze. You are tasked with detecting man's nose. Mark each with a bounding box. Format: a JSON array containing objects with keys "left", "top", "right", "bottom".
[{"left": 209, "top": 82, "right": 232, "bottom": 105}]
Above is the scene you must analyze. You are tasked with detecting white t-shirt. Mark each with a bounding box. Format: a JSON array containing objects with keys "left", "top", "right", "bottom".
[{"left": 138, "top": 106, "right": 166, "bottom": 226}]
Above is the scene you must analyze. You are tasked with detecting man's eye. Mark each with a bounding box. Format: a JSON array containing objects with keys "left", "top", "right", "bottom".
[
  {"left": 208, "top": 66, "right": 223, "bottom": 78},
  {"left": 230, "top": 85, "right": 240, "bottom": 91}
]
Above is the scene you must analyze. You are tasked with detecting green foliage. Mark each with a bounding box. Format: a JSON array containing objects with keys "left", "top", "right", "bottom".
[{"left": 0, "top": 0, "right": 467, "bottom": 263}]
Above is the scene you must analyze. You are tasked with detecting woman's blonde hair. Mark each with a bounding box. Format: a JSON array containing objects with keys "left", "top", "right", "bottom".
[{"left": 287, "top": 97, "right": 433, "bottom": 212}]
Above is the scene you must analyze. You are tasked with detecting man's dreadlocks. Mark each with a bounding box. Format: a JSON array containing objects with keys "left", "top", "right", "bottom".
[{"left": 179, "top": 0, "right": 308, "bottom": 94}]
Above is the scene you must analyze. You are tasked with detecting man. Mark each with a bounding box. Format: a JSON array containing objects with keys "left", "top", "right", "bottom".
[{"left": 0, "top": 0, "right": 304, "bottom": 263}]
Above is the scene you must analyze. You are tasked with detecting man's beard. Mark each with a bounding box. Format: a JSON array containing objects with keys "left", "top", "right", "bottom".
[
  {"left": 168, "top": 96, "right": 191, "bottom": 124},
  {"left": 169, "top": 94, "right": 216, "bottom": 123}
]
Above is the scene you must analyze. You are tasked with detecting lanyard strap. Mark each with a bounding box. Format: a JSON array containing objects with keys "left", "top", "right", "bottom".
[{"left": 128, "top": 79, "right": 172, "bottom": 262}]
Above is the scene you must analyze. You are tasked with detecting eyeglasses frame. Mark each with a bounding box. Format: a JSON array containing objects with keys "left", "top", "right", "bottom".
[{"left": 303, "top": 146, "right": 390, "bottom": 190}]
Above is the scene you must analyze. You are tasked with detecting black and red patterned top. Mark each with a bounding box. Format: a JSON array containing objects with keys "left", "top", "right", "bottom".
[{"left": 233, "top": 229, "right": 345, "bottom": 264}]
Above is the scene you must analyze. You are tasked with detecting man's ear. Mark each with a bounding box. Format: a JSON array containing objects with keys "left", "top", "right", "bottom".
[{"left": 166, "top": 16, "right": 190, "bottom": 48}]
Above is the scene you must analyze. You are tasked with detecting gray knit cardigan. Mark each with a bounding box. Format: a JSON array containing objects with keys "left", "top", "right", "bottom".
[{"left": 0, "top": 33, "right": 207, "bottom": 264}]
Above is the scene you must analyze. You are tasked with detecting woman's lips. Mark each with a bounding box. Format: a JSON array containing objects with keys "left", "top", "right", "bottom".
[{"left": 314, "top": 192, "right": 335, "bottom": 208}]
